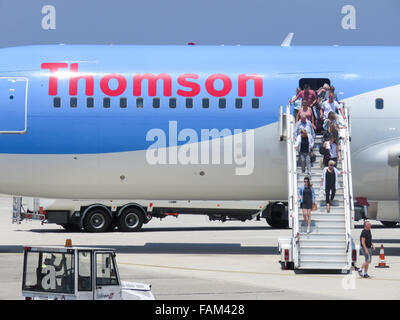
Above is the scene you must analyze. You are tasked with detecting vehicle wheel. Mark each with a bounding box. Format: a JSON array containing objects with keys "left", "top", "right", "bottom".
[
  {"left": 266, "top": 217, "right": 288, "bottom": 228},
  {"left": 107, "top": 218, "right": 118, "bottom": 232},
  {"left": 117, "top": 208, "right": 144, "bottom": 232},
  {"left": 264, "top": 202, "right": 289, "bottom": 228},
  {"left": 381, "top": 221, "right": 398, "bottom": 227},
  {"left": 83, "top": 208, "right": 111, "bottom": 233}
]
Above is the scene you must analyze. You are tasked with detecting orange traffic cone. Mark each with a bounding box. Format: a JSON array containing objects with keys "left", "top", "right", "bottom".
[{"left": 375, "top": 244, "right": 389, "bottom": 268}]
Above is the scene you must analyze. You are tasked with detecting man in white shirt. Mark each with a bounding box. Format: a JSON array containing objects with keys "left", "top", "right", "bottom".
[
  {"left": 321, "top": 93, "right": 346, "bottom": 120},
  {"left": 294, "top": 114, "right": 315, "bottom": 139},
  {"left": 324, "top": 135, "right": 341, "bottom": 166}
]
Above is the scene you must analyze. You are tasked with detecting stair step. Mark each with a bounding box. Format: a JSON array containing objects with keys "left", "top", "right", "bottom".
[
  {"left": 300, "top": 257, "right": 347, "bottom": 263},
  {"left": 296, "top": 160, "right": 343, "bottom": 167},
  {"left": 299, "top": 233, "right": 346, "bottom": 241},
  {"left": 316, "top": 195, "right": 345, "bottom": 201},
  {"left": 300, "top": 239, "right": 346, "bottom": 247},
  {"left": 296, "top": 167, "right": 343, "bottom": 172},
  {"left": 296, "top": 168, "right": 343, "bottom": 174},
  {"left": 299, "top": 230, "right": 346, "bottom": 235},
  {"left": 298, "top": 225, "right": 346, "bottom": 234},
  {"left": 299, "top": 214, "right": 346, "bottom": 221},
  {"left": 299, "top": 231, "right": 346, "bottom": 235},
  {"left": 300, "top": 246, "right": 347, "bottom": 255},
  {"left": 298, "top": 264, "right": 349, "bottom": 270},
  {"left": 297, "top": 172, "right": 325, "bottom": 177},
  {"left": 298, "top": 222, "right": 346, "bottom": 228},
  {"left": 300, "top": 253, "right": 348, "bottom": 261},
  {"left": 295, "top": 182, "right": 345, "bottom": 194},
  {"left": 299, "top": 261, "right": 349, "bottom": 270},
  {"left": 310, "top": 226, "right": 347, "bottom": 233},
  {"left": 301, "top": 252, "right": 347, "bottom": 256},
  {"left": 299, "top": 182, "right": 344, "bottom": 189},
  {"left": 300, "top": 212, "right": 345, "bottom": 218},
  {"left": 297, "top": 176, "right": 343, "bottom": 183},
  {"left": 298, "top": 208, "right": 346, "bottom": 214}
]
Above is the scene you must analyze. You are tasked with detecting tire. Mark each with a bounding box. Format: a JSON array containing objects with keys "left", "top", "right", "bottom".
[
  {"left": 107, "top": 219, "right": 118, "bottom": 232},
  {"left": 83, "top": 208, "right": 111, "bottom": 233},
  {"left": 117, "top": 208, "right": 144, "bottom": 232},
  {"left": 264, "top": 202, "right": 289, "bottom": 229},
  {"left": 381, "top": 221, "right": 398, "bottom": 227},
  {"left": 266, "top": 217, "right": 288, "bottom": 229}
]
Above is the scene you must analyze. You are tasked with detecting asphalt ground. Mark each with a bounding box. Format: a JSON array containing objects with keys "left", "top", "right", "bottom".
[{"left": 0, "top": 195, "right": 399, "bottom": 300}]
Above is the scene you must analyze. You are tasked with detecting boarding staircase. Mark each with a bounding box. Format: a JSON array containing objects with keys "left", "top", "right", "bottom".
[{"left": 282, "top": 105, "right": 355, "bottom": 271}]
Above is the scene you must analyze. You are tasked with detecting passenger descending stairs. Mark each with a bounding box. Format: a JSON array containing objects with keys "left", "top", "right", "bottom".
[{"left": 284, "top": 105, "right": 355, "bottom": 271}]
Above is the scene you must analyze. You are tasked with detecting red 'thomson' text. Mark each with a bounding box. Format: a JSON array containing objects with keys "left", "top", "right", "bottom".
[{"left": 41, "top": 63, "right": 263, "bottom": 97}]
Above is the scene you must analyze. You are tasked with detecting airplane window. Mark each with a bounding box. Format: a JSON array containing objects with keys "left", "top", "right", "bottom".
[
  {"left": 53, "top": 97, "right": 61, "bottom": 108},
  {"left": 235, "top": 98, "right": 242, "bottom": 109},
  {"left": 153, "top": 98, "right": 160, "bottom": 108},
  {"left": 375, "top": 98, "right": 384, "bottom": 110},
  {"left": 252, "top": 98, "right": 259, "bottom": 109},
  {"left": 169, "top": 98, "right": 177, "bottom": 108},
  {"left": 218, "top": 98, "right": 226, "bottom": 109},
  {"left": 120, "top": 97, "right": 127, "bottom": 108},
  {"left": 103, "top": 97, "right": 111, "bottom": 108},
  {"left": 136, "top": 98, "right": 144, "bottom": 108},
  {"left": 70, "top": 97, "right": 78, "bottom": 108},
  {"left": 186, "top": 98, "right": 193, "bottom": 108},
  {"left": 86, "top": 97, "right": 94, "bottom": 108},
  {"left": 202, "top": 98, "right": 209, "bottom": 108}
]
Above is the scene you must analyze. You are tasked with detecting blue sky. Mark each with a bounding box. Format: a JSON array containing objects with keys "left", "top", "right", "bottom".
[{"left": 0, "top": 0, "right": 398, "bottom": 46}]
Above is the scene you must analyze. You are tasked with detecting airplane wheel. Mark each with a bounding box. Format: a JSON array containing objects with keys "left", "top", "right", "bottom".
[
  {"left": 83, "top": 208, "right": 111, "bottom": 233},
  {"left": 117, "top": 208, "right": 144, "bottom": 232}
]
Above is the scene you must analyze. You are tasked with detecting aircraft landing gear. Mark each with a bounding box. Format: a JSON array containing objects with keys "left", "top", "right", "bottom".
[{"left": 263, "top": 202, "right": 289, "bottom": 229}]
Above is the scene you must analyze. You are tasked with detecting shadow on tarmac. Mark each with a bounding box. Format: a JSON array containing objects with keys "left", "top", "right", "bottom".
[
  {"left": 24, "top": 225, "right": 281, "bottom": 233},
  {"left": 2, "top": 241, "right": 400, "bottom": 255},
  {"left": 0, "top": 243, "right": 279, "bottom": 255},
  {"left": 354, "top": 224, "right": 399, "bottom": 229}
]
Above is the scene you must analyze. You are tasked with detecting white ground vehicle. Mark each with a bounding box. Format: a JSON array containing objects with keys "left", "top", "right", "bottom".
[
  {"left": 22, "top": 240, "right": 155, "bottom": 300},
  {"left": 12, "top": 197, "right": 269, "bottom": 232}
]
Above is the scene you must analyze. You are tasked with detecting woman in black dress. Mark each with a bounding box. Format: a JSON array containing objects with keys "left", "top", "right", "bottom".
[
  {"left": 299, "top": 177, "right": 316, "bottom": 234},
  {"left": 321, "top": 160, "right": 345, "bottom": 212}
]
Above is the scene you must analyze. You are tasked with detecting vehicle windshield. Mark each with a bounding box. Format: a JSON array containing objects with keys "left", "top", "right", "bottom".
[{"left": 23, "top": 250, "right": 74, "bottom": 294}]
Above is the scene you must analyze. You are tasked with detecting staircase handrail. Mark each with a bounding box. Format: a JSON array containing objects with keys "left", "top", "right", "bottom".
[
  {"left": 285, "top": 105, "right": 299, "bottom": 267},
  {"left": 338, "top": 104, "right": 353, "bottom": 268}
]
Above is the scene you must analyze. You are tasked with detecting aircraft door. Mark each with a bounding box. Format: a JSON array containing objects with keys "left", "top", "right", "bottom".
[{"left": 0, "top": 77, "right": 28, "bottom": 133}]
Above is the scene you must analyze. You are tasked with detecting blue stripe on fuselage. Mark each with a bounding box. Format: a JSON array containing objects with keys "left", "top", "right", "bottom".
[{"left": 0, "top": 45, "right": 398, "bottom": 154}]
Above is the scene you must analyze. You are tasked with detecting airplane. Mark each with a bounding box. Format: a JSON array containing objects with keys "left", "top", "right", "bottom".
[{"left": 0, "top": 43, "right": 399, "bottom": 228}]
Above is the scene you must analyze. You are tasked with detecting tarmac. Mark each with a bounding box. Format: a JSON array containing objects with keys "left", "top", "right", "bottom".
[{"left": 0, "top": 195, "right": 399, "bottom": 300}]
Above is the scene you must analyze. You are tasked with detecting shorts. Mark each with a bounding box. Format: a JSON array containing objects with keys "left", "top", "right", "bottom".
[{"left": 360, "top": 247, "right": 372, "bottom": 263}]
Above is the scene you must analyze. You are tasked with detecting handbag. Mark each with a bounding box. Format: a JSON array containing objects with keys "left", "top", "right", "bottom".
[
  {"left": 312, "top": 203, "right": 318, "bottom": 211},
  {"left": 310, "top": 151, "right": 316, "bottom": 163}
]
